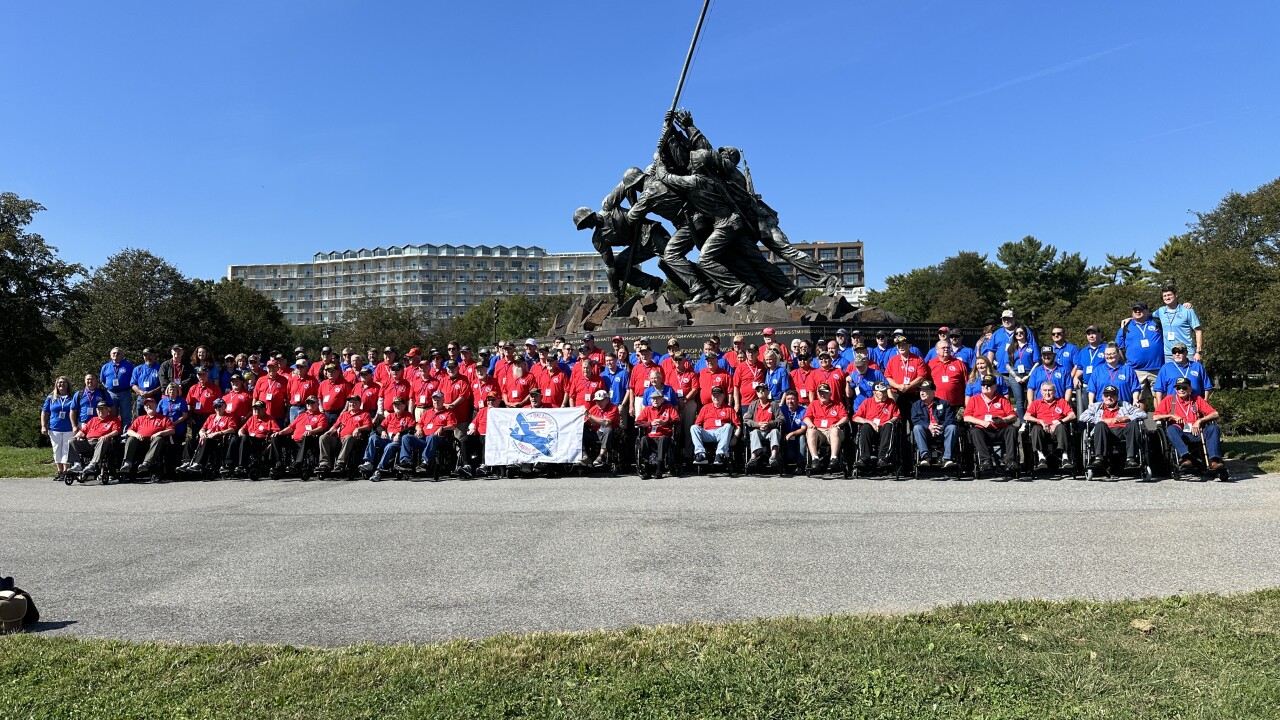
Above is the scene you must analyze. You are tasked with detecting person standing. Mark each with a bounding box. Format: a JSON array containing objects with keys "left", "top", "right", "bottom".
[
  {"left": 159, "top": 345, "right": 195, "bottom": 397},
  {"left": 100, "top": 347, "right": 135, "bottom": 428},
  {"left": 71, "top": 374, "right": 109, "bottom": 432},
  {"left": 1116, "top": 301, "right": 1163, "bottom": 400},
  {"left": 130, "top": 348, "right": 163, "bottom": 419},
  {"left": 40, "top": 376, "right": 76, "bottom": 475},
  {"left": 1154, "top": 287, "right": 1203, "bottom": 364}
]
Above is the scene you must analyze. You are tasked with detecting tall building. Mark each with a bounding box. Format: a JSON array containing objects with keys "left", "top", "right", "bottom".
[
  {"left": 228, "top": 239, "right": 869, "bottom": 326},
  {"left": 227, "top": 244, "right": 610, "bottom": 326},
  {"left": 760, "top": 240, "right": 868, "bottom": 303}
]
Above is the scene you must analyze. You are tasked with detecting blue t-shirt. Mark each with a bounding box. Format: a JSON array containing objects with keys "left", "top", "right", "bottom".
[
  {"left": 1116, "top": 318, "right": 1163, "bottom": 371},
  {"left": 764, "top": 366, "right": 791, "bottom": 399},
  {"left": 1087, "top": 363, "right": 1141, "bottom": 402},
  {"left": 693, "top": 353, "right": 729, "bottom": 373},
  {"left": 1026, "top": 364, "right": 1070, "bottom": 400},
  {"left": 1153, "top": 304, "right": 1201, "bottom": 360},
  {"left": 1072, "top": 344, "right": 1108, "bottom": 381},
  {"left": 600, "top": 367, "right": 630, "bottom": 405},
  {"left": 984, "top": 327, "right": 1039, "bottom": 373},
  {"left": 42, "top": 394, "right": 75, "bottom": 432},
  {"left": 100, "top": 360, "right": 134, "bottom": 393},
  {"left": 780, "top": 404, "right": 807, "bottom": 437},
  {"left": 1154, "top": 360, "right": 1212, "bottom": 397},
  {"left": 641, "top": 384, "right": 678, "bottom": 407},
  {"left": 1050, "top": 342, "right": 1078, "bottom": 375},
  {"left": 845, "top": 369, "right": 883, "bottom": 412},
  {"left": 965, "top": 376, "right": 1009, "bottom": 398},
  {"left": 1006, "top": 344, "right": 1038, "bottom": 377},
  {"left": 158, "top": 397, "right": 190, "bottom": 436},
  {"left": 924, "top": 345, "right": 976, "bottom": 368},
  {"left": 130, "top": 362, "right": 161, "bottom": 395},
  {"left": 72, "top": 388, "right": 109, "bottom": 424}
]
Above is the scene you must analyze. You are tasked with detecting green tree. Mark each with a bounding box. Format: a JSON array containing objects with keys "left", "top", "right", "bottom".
[
  {"left": 331, "top": 299, "right": 426, "bottom": 354},
  {"left": 0, "top": 193, "right": 84, "bottom": 390},
  {"left": 868, "top": 252, "right": 1003, "bottom": 326},
  {"left": 1098, "top": 252, "right": 1151, "bottom": 287},
  {"left": 196, "top": 278, "right": 293, "bottom": 355},
  {"left": 994, "top": 236, "right": 1095, "bottom": 332},
  {"left": 57, "top": 249, "right": 222, "bottom": 378}
]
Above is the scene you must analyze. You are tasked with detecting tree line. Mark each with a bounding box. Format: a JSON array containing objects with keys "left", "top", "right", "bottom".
[{"left": 867, "top": 177, "right": 1280, "bottom": 385}]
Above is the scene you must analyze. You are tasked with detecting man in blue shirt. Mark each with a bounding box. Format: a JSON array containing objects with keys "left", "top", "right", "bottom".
[
  {"left": 1048, "top": 326, "right": 1077, "bottom": 376},
  {"left": 984, "top": 310, "right": 1039, "bottom": 376},
  {"left": 1026, "top": 347, "right": 1071, "bottom": 403},
  {"left": 72, "top": 373, "right": 109, "bottom": 429},
  {"left": 778, "top": 389, "right": 808, "bottom": 470},
  {"left": 1155, "top": 287, "right": 1203, "bottom": 363},
  {"left": 1116, "top": 301, "right": 1163, "bottom": 399},
  {"left": 130, "top": 347, "right": 162, "bottom": 419},
  {"left": 845, "top": 354, "right": 882, "bottom": 413},
  {"left": 1086, "top": 344, "right": 1142, "bottom": 406},
  {"left": 833, "top": 328, "right": 856, "bottom": 366},
  {"left": 925, "top": 329, "right": 976, "bottom": 368},
  {"left": 100, "top": 347, "right": 135, "bottom": 427},
  {"left": 1153, "top": 343, "right": 1212, "bottom": 403},
  {"left": 1071, "top": 325, "right": 1108, "bottom": 412},
  {"left": 600, "top": 354, "right": 630, "bottom": 407}
]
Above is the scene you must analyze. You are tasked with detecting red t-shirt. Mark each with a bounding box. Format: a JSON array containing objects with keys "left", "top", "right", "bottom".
[
  {"left": 471, "top": 376, "right": 500, "bottom": 407},
  {"left": 285, "top": 410, "right": 329, "bottom": 442},
  {"left": 82, "top": 416, "right": 122, "bottom": 440},
  {"left": 410, "top": 371, "right": 439, "bottom": 408},
  {"left": 809, "top": 399, "right": 849, "bottom": 429},
  {"left": 927, "top": 357, "right": 968, "bottom": 407},
  {"left": 569, "top": 375, "right": 606, "bottom": 408},
  {"left": 129, "top": 414, "right": 174, "bottom": 438},
  {"left": 637, "top": 404, "right": 680, "bottom": 438},
  {"left": 333, "top": 409, "right": 372, "bottom": 439},
  {"left": 534, "top": 366, "right": 568, "bottom": 407},
  {"left": 964, "top": 393, "right": 1015, "bottom": 427},
  {"left": 500, "top": 374, "right": 533, "bottom": 406},
  {"left": 810, "top": 367, "right": 847, "bottom": 404},
  {"left": 253, "top": 374, "right": 288, "bottom": 418},
  {"left": 379, "top": 380, "right": 412, "bottom": 413},
  {"left": 753, "top": 402, "right": 776, "bottom": 425},
  {"left": 790, "top": 366, "right": 816, "bottom": 404},
  {"left": 355, "top": 382, "right": 382, "bottom": 415},
  {"left": 882, "top": 351, "right": 928, "bottom": 388},
  {"left": 186, "top": 382, "right": 223, "bottom": 416},
  {"left": 202, "top": 413, "right": 239, "bottom": 435},
  {"left": 587, "top": 402, "right": 621, "bottom": 428},
  {"left": 416, "top": 408, "right": 456, "bottom": 435},
  {"left": 222, "top": 390, "right": 253, "bottom": 423},
  {"left": 287, "top": 375, "right": 319, "bottom": 407},
  {"left": 382, "top": 412, "right": 415, "bottom": 437},
  {"left": 695, "top": 404, "right": 740, "bottom": 430},
  {"left": 629, "top": 362, "right": 664, "bottom": 397},
  {"left": 241, "top": 415, "right": 280, "bottom": 439},
  {"left": 1156, "top": 395, "right": 1216, "bottom": 428},
  {"left": 471, "top": 405, "right": 491, "bottom": 434},
  {"left": 669, "top": 369, "right": 699, "bottom": 402},
  {"left": 733, "top": 363, "right": 765, "bottom": 403},
  {"left": 439, "top": 376, "right": 473, "bottom": 419}
]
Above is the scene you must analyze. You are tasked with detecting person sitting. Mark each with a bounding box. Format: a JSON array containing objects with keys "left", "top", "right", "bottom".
[
  {"left": 1024, "top": 381, "right": 1076, "bottom": 470},
  {"left": 691, "top": 386, "right": 739, "bottom": 466},
  {"left": 742, "top": 383, "right": 783, "bottom": 472},
  {"left": 805, "top": 383, "right": 850, "bottom": 473},
  {"left": 582, "top": 389, "right": 620, "bottom": 468},
  {"left": 1153, "top": 377, "right": 1224, "bottom": 472},
  {"left": 318, "top": 394, "right": 373, "bottom": 474},
  {"left": 1079, "top": 385, "right": 1147, "bottom": 470},
  {"left": 225, "top": 400, "right": 279, "bottom": 476},
  {"left": 361, "top": 396, "right": 415, "bottom": 481},
  {"left": 962, "top": 376, "right": 1018, "bottom": 473},
  {"left": 459, "top": 392, "right": 499, "bottom": 478},
  {"left": 179, "top": 398, "right": 238, "bottom": 476},
  {"left": 850, "top": 382, "right": 898, "bottom": 470},
  {"left": 270, "top": 396, "right": 330, "bottom": 478},
  {"left": 635, "top": 391, "right": 680, "bottom": 479},
  {"left": 910, "top": 381, "right": 957, "bottom": 469},
  {"left": 120, "top": 397, "right": 176, "bottom": 483},
  {"left": 778, "top": 389, "right": 808, "bottom": 470},
  {"left": 68, "top": 401, "right": 123, "bottom": 478},
  {"left": 398, "top": 391, "right": 457, "bottom": 474}
]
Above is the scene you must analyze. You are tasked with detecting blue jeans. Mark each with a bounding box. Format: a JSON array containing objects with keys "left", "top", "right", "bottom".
[
  {"left": 364, "top": 434, "right": 400, "bottom": 469},
  {"left": 1165, "top": 423, "right": 1222, "bottom": 461},
  {"left": 289, "top": 406, "right": 304, "bottom": 423},
  {"left": 1004, "top": 373, "right": 1026, "bottom": 418},
  {"left": 912, "top": 423, "right": 956, "bottom": 460},
  {"left": 400, "top": 434, "right": 441, "bottom": 465},
  {"left": 109, "top": 390, "right": 132, "bottom": 427},
  {"left": 691, "top": 425, "right": 733, "bottom": 456}
]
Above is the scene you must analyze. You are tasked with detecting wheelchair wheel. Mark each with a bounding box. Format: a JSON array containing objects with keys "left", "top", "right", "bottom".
[{"left": 62, "top": 471, "right": 75, "bottom": 486}]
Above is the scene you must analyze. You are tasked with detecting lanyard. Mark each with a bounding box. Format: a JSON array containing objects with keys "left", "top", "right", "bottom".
[
  {"left": 1087, "top": 346, "right": 1102, "bottom": 365},
  {"left": 1174, "top": 362, "right": 1191, "bottom": 380},
  {"left": 1175, "top": 398, "right": 1197, "bottom": 421},
  {"left": 1134, "top": 321, "right": 1153, "bottom": 341}
]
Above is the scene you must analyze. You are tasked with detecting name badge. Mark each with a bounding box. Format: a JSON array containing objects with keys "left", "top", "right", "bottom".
[
  {"left": 677, "top": 389, "right": 685, "bottom": 397},
  {"left": 305, "top": 424, "right": 313, "bottom": 431},
  {"left": 293, "top": 394, "right": 302, "bottom": 403},
  {"left": 195, "top": 402, "right": 203, "bottom": 411},
  {"left": 323, "top": 395, "right": 330, "bottom": 404},
  {"left": 1167, "top": 332, "right": 1175, "bottom": 341},
  {"left": 511, "top": 390, "right": 519, "bottom": 398},
  {"left": 1140, "top": 339, "right": 1150, "bottom": 348},
  {"left": 143, "top": 381, "right": 152, "bottom": 390},
  {"left": 1016, "top": 364, "right": 1025, "bottom": 373},
  {"left": 265, "top": 393, "right": 273, "bottom": 401},
  {"left": 940, "top": 375, "right": 949, "bottom": 382},
  {"left": 799, "top": 389, "right": 808, "bottom": 398},
  {"left": 820, "top": 419, "right": 829, "bottom": 428},
  {"left": 1085, "top": 366, "right": 1092, "bottom": 375},
  {"left": 984, "top": 414, "right": 992, "bottom": 422}
]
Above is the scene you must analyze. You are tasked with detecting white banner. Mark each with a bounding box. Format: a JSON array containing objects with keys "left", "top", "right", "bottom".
[{"left": 484, "top": 407, "right": 585, "bottom": 466}]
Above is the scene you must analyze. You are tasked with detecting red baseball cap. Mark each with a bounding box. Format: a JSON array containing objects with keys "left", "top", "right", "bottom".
[
  {"left": 938, "top": 326, "right": 950, "bottom": 333},
  {"left": 762, "top": 327, "right": 775, "bottom": 335},
  {"left": 406, "top": 347, "right": 421, "bottom": 358}
]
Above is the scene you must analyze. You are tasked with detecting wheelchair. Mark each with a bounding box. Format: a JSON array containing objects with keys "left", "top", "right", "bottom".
[
  {"left": 66, "top": 439, "right": 124, "bottom": 486},
  {"left": 1080, "top": 421, "right": 1153, "bottom": 482},
  {"left": 849, "top": 422, "right": 903, "bottom": 480},
  {"left": 690, "top": 430, "right": 742, "bottom": 477},
  {"left": 635, "top": 433, "right": 679, "bottom": 479},
  {"left": 269, "top": 436, "right": 321, "bottom": 481},
  {"left": 908, "top": 420, "right": 962, "bottom": 481},
  {"left": 1019, "top": 421, "right": 1080, "bottom": 481},
  {"left": 1157, "top": 419, "right": 1229, "bottom": 482},
  {"left": 577, "top": 427, "right": 622, "bottom": 477},
  {"left": 402, "top": 432, "right": 461, "bottom": 482},
  {"left": 960, "top": 421, "right": 1021, "bottom": 481}
]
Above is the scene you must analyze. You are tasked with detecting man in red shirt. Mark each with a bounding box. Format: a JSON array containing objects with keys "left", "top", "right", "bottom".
[
  {"left": 809, "top": 353, "right": 846, "bottom": 406},
  {"left": 531, "top": 350, "right": 569, "bottom": 407},
  {"left": 743, "top": 383, "right": 783, "bottom": 472},
  {"left": 500, "top": 356, "right": 535, "bottom": 407},
  {"left": 628, "top": 345, "right": 663, "bottom": 416},
  {"left": 287, "top": 361, "right": 319, "bottom": 423},
  {"left": 222, "top": 373, "right": 253, "bottom": 425},
  {"left": 227, "top": 400, "right": 280, "bottom": 477},
  {"left": 270, "top": 396, "right": 329, "bottom": 478},
  {"left": 963, "top": 376, "right": 1019, "bottom": 473},
  {"left": 1024, "top": 381, "right": 1076, "bottom": 470},
  {"left": 69, "top": 401, "right": 123, "bottom": 478},
  {"left": 438, "top": 360, "right": 473, "bottom": 422},
  {"left": 805, "top": 383, "right": 850, "bottom": 473},
  {"left": 883, "top": 332, "right": 928, "bottom": 418},
  {"left": 635, "top": 391, "right": 680, "bottom": 479},
  {"left": 459, "top": 392, "right": 499, "bottom": 478},
  {"left": 851, "top": 382, "right": 899, "bottom": 471},
  {"left": 568, "top": 357, "right": 607, "bottom": 408},
  {"left": 252, "top": 360, "right": 289, "bottom": 426},
  {"left": 319, "top": 395, "right": 373, "bottom": 473},
  {"left": 582, "top": 389, "right": 621, "bottom": 468},
  {"left": 121, "top": 397, "right": 176, "bottom": 482},
  {"left": 697, "top": 357, "right": 733, "bottom": 407},
  {"left": 927, "top": 341, "right": 968, "bottom": 409},
  {"left": 180, "top": 398, "right": 239, "bottom": 475},
  {"left": 691, "top": 386, "right": 739, "bottom": 465},
  {"left": 317, "top": 363, "right": 350, "bottom": 421},
  {"left": 790, "top": 355, "right": 817, "bottom": 405},
  {"left": 470, "top": 361, "right": 501, "bottom": 409},
  {"left": 351, "top": 367, "right": 382, "bottom": 416},
  {"left": 732, "top": 349, "right": 765, "bottom": 412},
  {"left": 362, "top": 397, "right": 416, "bottom": 480},
  {"left": 1154, "top": 377, "right": 1223, "bottom": 471},
  {"left": 373, "top": 347, "right": 399, "bottom": 387},
  {"left": 399, "top": 391, "right": 457, "bottom": 473},
  {"left": 757, "top": 327, "right": 793, "bottom": 363},
  {"left": 1080, "top": 385, "right": 1148, "bottom": 471},
  {"left": 183, "top": 366, "right": 222, "bottom": 463},
  {"left": 378, "top": 363, "right": 412, "bottom": 418}
]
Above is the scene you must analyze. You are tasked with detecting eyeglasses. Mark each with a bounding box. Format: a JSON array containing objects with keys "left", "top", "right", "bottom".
[{"left": 1051, "top": 332, "right": 1064, "bottom": 336}]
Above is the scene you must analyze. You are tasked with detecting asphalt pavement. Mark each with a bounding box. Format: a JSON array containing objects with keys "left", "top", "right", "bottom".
[{"left": 5, "top": 469, "right": 1280, "bottom": 647}]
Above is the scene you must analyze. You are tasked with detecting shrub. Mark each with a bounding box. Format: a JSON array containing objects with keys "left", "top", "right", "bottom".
[
  {"left": 0, "top": 409, "right": 44, "bottom": 447},
  {"left": 1208, "top": 388, "right": 1280, "bottom": 436}
]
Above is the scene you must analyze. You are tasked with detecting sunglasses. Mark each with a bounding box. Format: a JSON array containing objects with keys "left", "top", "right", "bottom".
[{"left": 1052, "top": 332, "right": 1064, "bottom": 336}]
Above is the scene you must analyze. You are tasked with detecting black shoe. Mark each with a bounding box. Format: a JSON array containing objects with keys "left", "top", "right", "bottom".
[
  {"left": 1089, "top": 458, "right": 1105, "bottom": 470},
  {"left": 694, "top": 453, "right": 708, "bottom": 465},
  {"left": 358, "top": 462, "right": 374, "bottom": 473},
  {"left": 941, "top": 459, "right": 957, "bottom": 470},
  {"left": 744, "top": 458, "right": 758, "bottom": 473},
  {"left": 877, "top": 457, "right": 892, "bottom": 468},
  {"left": 1036, "top": 458, "right": 1048, "bottom": 470},
  {"left": 916, "top": 456, "right": 930, "bottom": 468},
  {"left": 1124, "top": 457, "right": 1140, "bottom": 469},
  {"left": 831, "top": 459, "right": 845, "bottom": 474},
  {"left": 396, "top": 459, "right": 415, "bottom": 471},
  {"left": 639, "top": 465, "right": 652, "bottom": 479},
  {"left": 1061, "top": 459, "right": 1074, "bottom": 470},
  {"left": 768, "top": 456, "right": 781, "bottom": 469}
]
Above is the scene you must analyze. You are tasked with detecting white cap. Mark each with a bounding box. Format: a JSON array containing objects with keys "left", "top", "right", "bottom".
[
  {"left": 525, "top": 338, "right": 538, "bottom": 346},
  {"left": 1001, "top": 309, "right": 1015, "bottom": 318},
  {"left": 593, "top": 389, "right": 608, "bottom": 400}
]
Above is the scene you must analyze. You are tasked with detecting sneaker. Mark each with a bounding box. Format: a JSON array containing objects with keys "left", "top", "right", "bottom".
[
  {"left": 358, "top": 462, "right": 374, "bottom": 473},
  {"left": 744, "top": 458, "right": 758, "bottom": 472},
  {"left": 1061, "top": 459, "right": 1074, "bottom": 470},
  {"left": 332, "top": 463, "right": 346, "bottom": 474},
  {"left": 415, "top": 464, "right": 431, "bottom": 474},
  {"left": 831, "top": 459, "right": 845, "bottom": 474},
  {"left": 714, "top": 453, "right": 728, "bottom": 466},
  {"left": 396, "top": 459, "right": 415, "bottom": 471},
  {"left": 69, "top": 462, "right": 84, "bottom": 474},
  {"left": 369, "top": 470, "right": 384, "bottom": 482},
  {"left": 941, "top": 459, "right": 957, "bottom": 470},
  {"left": 83, "top": 463, "right": 99, "bottom": 476},
  {"left": 768, "top": 456, "right": 781, "bottom": 469},
  {"left": 119, "top": 462, "right": 133, "bottom": 474},
  {"left": 694, "top": 452, "right": 708, "bottom": 465},
  {"left": 916, "top": 455, "right": 930, "bottom": 468},
  {"left": 639, "top": 465, "right": 652, "bottom": 480},
  {"left": 316, "top": 462, "right": 331, "bottom": 472},
  {"left": 592, "top": 456, "right": 606, "bottom": 468},
  {"left": 877, "top": 457, "right": 892, "bottom": 468},
  {"left": 1036, "top": 459, "right": 1048, "bottom": 471},
  {"left": 458, "top": 465, "right": 473, "bottom": 478}
]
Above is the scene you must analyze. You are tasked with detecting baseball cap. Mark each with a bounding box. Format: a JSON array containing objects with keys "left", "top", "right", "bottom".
[
  {"left": 919, "top": 380, "right": 935, "bottom": 391},
  {"left": 754, "top": 382, "right": 768, "bottom": 392},
  {"left": 1174, "top": 377, "right": 1192, "bottom": 389},
  {"left": 95, "top": 400, "right": 111, "bottom": 408},
  {"left": 305, "top": 396, "right": 319, "bottom": 404},
  {"left": 850, "top": 329, "right": 862, "bottom": 337},
  {"left": 1086, "top": 324, "right": 1101, "bottom": 333},
  {"left": 142, "top": 396, "right": 158, "bottom": 405},
  {"left": 321, "top": 346, "right": 333, "bottom": 354},
  {"left": 527, "top": 387, "right": 541, "bottom": 396},
  {"left": 836, "top": 328, "right": 849, "bottom": 335},
  {"left": 406, "top": 348, "right": 421, "bottom": 358},
  {"left": 710, "top": 386, "right": 726, "bottom": 395},
  {"left": 853, "top": 353, "right": 869, "bottom": 365},
  {"left": 980, "top": 375, "right": 997, "bottom": 387},
  {"left": 345, "top": 395, "right": 360, "bottom": 403},
  {"left": 1132, "top": 301, "right": 1149, "bottom": 311},
  {"left": 525, "top": 338, "right": 538, "bottom": 346},
  {"left": 229, "top": 372, "right": 244, "bottom": 382},
  {"left": 212, "top": 398, "right": 226, "bottom": 407},
  {"left": 894, "top": 333, "right": 908, "bottom": 342},
  {"left": 293, "top": 360, "right": 307, "bottom": 368},
  {"left": 252, "top": 400, "right": 266, "bottom": 408},
  {"left": 431, "top": 390, "right": 444, "bottom": 398},
  {"left": 293, "top": 346, "right": 305, "bottom": 354},
  {"left": 1103, "top": 385, "right": 1119, "bottom": 395},
  {"left": 816, "top": 383, "right": 831, "bottom": 393},
  {"left": 733, "top": 334, "right": 745, "bottom": 343},
  {"left": 392, "top": 396, "right": 407, "bottom": 405},
  {"left": 583, "top": 333, "right": 595, "bottom": 341},
  {"left": 652, "top": 391, "right": 666, "bottom": 401},
  {"left": 1041, "top": 345, "right": 1054, "bottom": 354},
  {"left": 937, "top": 326, "right": 950, "bottom": 333},
  {"left": 1001, "top": 310, "right": 1015, "bottom": 318},
  {"left": 142, "top": 347, "right": 157, "bottom": 355},
  {"left": 390, "top": 362, "right": 403, "bottom": 371},
  {"left": 593, "top": 389, "right": 608, "bottom": 400},
  {"left": 195, "top": 365, "right": 209, "bottom": 374},
  {"left": 1172, "top": 342, "right": 1189, "bottom": 352},
  {"left": 383, "top": 346, "right": 395, "bottom": 353},
  {"left": 873, "top": 382, "right": 888, "bottom": 392},
  {"left": 762, "top": 327, "right": 775, "bottom": 336},
  {"left": 611, "top": 335, "right": 623, "bottom": 341},
  {"left": 359, "top": 367, "right": 373, "bottom": 375}
]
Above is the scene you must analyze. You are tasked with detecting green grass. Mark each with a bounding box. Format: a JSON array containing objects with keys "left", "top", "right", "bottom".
[
  {"left": 5, "top": 591, "right": 1280, "bottom": 719},
  {"left": 0, "top": 446, "right": 54, "bottom": 477},
  {"left": 1227, "top": 433, "right": 1280, "bottom": 474}
]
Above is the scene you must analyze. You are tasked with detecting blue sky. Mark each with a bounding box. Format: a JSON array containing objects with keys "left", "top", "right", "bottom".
[{"left": 5, "top": 1, "right": 1278, "bottom": 289}]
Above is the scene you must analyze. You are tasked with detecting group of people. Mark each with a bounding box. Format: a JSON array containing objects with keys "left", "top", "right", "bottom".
[{"left": 36, "top": 285, "right": 1223, "bottom": 483}]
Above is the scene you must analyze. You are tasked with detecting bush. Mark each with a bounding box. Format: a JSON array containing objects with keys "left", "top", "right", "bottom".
[
  {"left": 0, "top": 409, "right": 44, "bottom": 447},
  {"left": 1208, "top": 388, "right": 1280, "bottom": 436}
]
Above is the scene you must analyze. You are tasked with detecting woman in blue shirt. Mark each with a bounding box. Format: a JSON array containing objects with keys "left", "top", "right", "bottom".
[
  {"left": 41, "top": 376, "right": 77, "bottom": 474},
  {"left": 1005, "top": 327, "right": 1037, "bottom": 418},
  {"left": 966, "top": 357, "right": 1009, "bottom": 398}
]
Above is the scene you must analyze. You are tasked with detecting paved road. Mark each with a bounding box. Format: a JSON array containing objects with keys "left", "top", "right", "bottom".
[{"left": 5, "top": 470, "right": 1280, "bottom": 647}]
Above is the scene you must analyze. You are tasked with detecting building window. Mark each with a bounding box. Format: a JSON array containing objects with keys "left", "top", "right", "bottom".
[
  {"left": 818, "top": 249, "right": 837, "bottom": 261},
  {"left": 843, "top": 273, "right": 862, "bottom": 285},
  {"left": 820, "top": 262, "right": 837, "bottom": 272}
]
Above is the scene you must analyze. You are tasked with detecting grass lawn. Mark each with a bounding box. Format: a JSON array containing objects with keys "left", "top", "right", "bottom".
[
  {"left": 0, "top": 446, "right": 53, "bottom": 478},
  {"left": 1226, "top": 433, "right": 1280, "bottom": 474},
  {"left": 4, "top": 591, "right": 1280, "bottom": 719}
]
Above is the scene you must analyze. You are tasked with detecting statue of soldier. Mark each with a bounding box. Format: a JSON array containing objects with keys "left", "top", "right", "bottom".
[
  {"left": 625, "top": 167, "right": 717, "bottom": 304},
  {"left": 674, "top": 111, "right": 840, "bottom": 294},
  {"left": 573, "top": 193, "right": 667, "bottom": 305}
]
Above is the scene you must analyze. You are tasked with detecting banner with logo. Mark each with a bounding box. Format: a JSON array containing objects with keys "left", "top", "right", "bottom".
[{"left": 484, "top": 407, "right": 584, "bottom": 466}]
